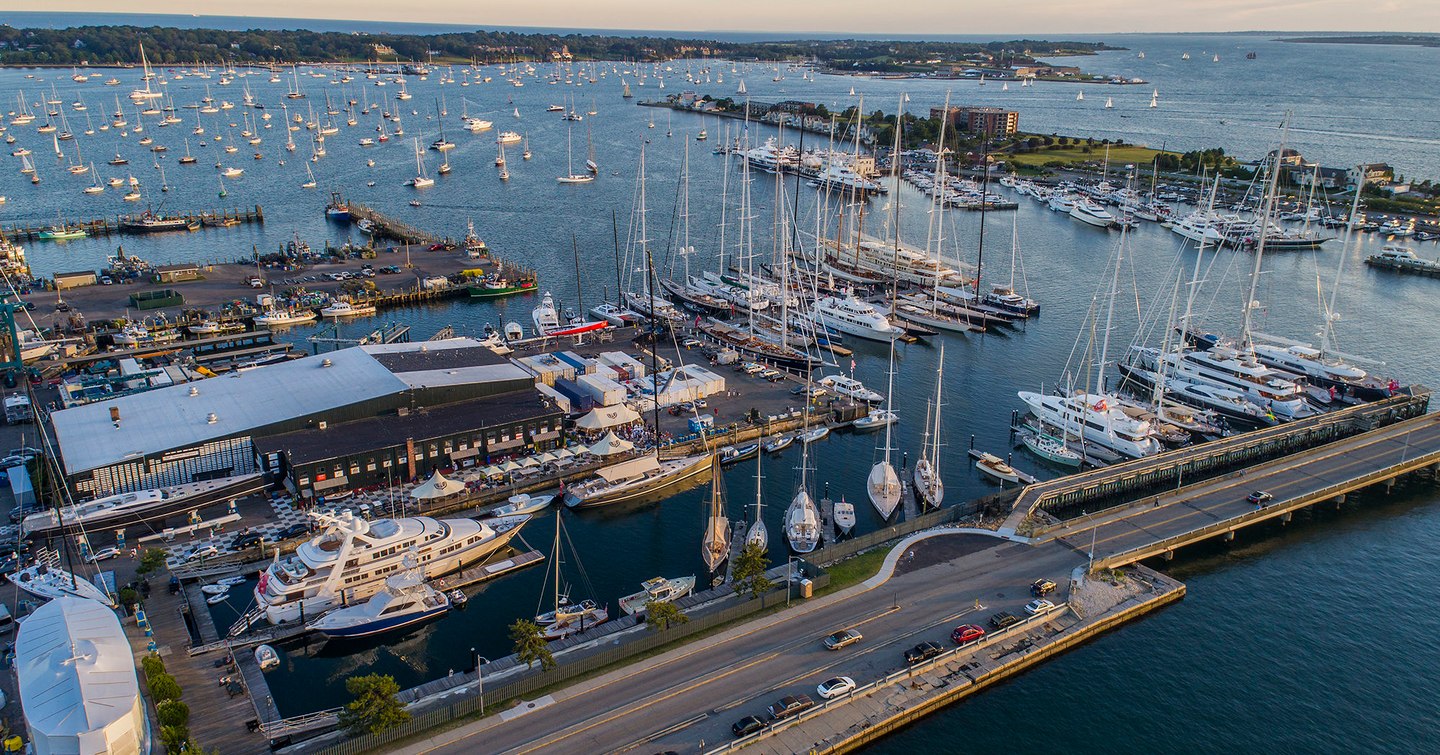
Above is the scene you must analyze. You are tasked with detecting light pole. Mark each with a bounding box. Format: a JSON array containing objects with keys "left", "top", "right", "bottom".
[{"left": 473, "top": 648, "right": 487, "bottom": 715}]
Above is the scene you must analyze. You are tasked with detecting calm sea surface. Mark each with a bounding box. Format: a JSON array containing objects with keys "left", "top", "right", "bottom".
[{"left": 2, "top": 29, "right": 1438, "bottom": 746}]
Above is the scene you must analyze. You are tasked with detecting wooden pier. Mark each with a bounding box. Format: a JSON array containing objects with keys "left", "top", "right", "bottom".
[
  {"left": 432, "top": 547, "right": 545, "bottom": 593},
  {"left": 2, "top": 205, "right": 263, "bottom": 241},
  {"left": 347, "top": 201, "right": 443, "bottom": 246},
  {"left": 1365, "top": 255, "right": 1440, "bottom": 278}
]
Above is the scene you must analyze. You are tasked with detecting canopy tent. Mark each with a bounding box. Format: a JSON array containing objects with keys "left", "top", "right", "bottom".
[
  {"left": 480, "top": 465, "right": 505, "bottom": 478},
  {"left": 575, "top": 404, "right": 642, "bottom": 431},
  {"left": 553, "top": 448, "right": 575, "bottom": 459},
  {"left": 516, "top": 456, "right": 541, "bottom": 468},
  {"left": 499, "top": 460, "right": 523, "bottom": 472},
  {"left": 535, "top": 451, "right": 559, "bottom": 463},
  {"left": 410, "top": 470, "right": 463, "bottom": 500},
  {"left": 16, "top": 597, "right": 146, "bottom": 755},
  {"left": 587, "top": 431, "right": 635, "bottom": 457}
]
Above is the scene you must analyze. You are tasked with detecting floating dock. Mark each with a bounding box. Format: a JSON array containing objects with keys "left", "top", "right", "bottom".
[{"left": 3, "top": 205, "right": 263, "bottom": 241}]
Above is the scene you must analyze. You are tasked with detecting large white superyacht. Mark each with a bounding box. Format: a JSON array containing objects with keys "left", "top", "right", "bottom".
[{"left": 248, "top": 510, "right": 529, "bottom": 626}]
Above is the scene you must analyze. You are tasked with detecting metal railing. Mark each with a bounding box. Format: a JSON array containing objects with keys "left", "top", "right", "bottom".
[{"left": 1094, "top": 446, "right": 1440, "bottom": 569}]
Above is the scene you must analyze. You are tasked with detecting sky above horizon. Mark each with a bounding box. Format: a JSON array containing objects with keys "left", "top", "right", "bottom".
[{"left": 6, "top": 1, "right": 1437, "bottom": 36}]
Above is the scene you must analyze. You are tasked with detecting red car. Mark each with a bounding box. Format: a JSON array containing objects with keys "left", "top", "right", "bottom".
[{"left": 951, "top": 623, "right": 986, "bottom": 645}]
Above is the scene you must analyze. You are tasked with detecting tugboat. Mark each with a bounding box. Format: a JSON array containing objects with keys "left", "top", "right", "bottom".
[{"left": 324, "top": 192, "right": 351, "bottom": 221}]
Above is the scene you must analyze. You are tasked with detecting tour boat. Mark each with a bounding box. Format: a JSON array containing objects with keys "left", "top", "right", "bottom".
[
  {"left": 246, "top": 510, "right": 529, "bottom": 626},
  {"left": 618, "top": 575, "right": 696, "bottom": 616},
  {"left": 306, "top": 568, "right": 450, "bottom": 639}
]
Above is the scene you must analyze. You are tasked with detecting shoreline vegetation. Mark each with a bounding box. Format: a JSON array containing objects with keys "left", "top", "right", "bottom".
[
  {"left": 1278, "top": 34, "right": 1440, "bottom": 48},
  {"left": 0, "top": 23, "right": 1119, "bottom": 73}
]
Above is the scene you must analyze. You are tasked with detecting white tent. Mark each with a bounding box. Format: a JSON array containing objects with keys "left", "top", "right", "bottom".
[
  {"left": 553, "top": 448, "right": 575, "bottom": 459},
  {"left": 16, "top": 597, "right": 146, "bottom": 755},
  {"left": 575, "top": 404, "right": 642, "bottom": 431},
  {"left": 535, "top": 451, "right": 559, "bottom": 463},
  {"left": 499, "top": 460, "right": 523, "bottom": 472},
  {"left": 410, "top": 470, "right": 462, "bottom": 501},
  {"left": 587, "top": 431, "right": 635, "bottom": 457},
  {"left": 480, "top": 465, "right": 505, "bottom": 478},
  {"left": 517, "top": 456, "right": 541, "bottom": 468}
]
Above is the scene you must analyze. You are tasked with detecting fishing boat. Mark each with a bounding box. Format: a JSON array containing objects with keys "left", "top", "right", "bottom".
[
  {"left": 8, "top": 548, "right": 115, "bottom": 606},
  {"left": 320, "top": 299, "right": 376, "bottom": 318},
  {"left": 833, "top": 498, "right": 857, "bottom": 535},
  {"left": 975, "top": 452, "right": 1021, "bottom": 483},
  {"left": 254, "top": 309, "right": 317, "bottom": 327},
  {"left": 618, "top": 575, "right": 695, "bottom": 616},
  {"left": 306, "top": 564, "right": 450, "bottom": 639},
  {"left": 466, "top": 272, "right": 538, "bottom": 300},
  {"left": 246, "top": 510, "right": 529, "bottom": 627},
  {"left": 118, "top": 209, "right": 196, "bottom": 233}
]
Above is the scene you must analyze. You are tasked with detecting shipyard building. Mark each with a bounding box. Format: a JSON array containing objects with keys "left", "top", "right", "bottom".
[{"left": 50, "top": 338, "right": 555, "bottom": 498}]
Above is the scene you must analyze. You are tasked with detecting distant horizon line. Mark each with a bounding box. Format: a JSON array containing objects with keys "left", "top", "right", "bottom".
[{"left": 0, "top": 11, "right": 1425, "bottom": 39}]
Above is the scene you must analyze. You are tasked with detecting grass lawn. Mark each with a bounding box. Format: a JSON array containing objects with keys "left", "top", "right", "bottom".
[{"left": 1004, "top": 144, "right": 1172, "bottom": 169}]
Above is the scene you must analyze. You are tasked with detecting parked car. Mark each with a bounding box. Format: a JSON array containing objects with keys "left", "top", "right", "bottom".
[
  {"left": 731, "top": 715, "right": 766, "bottom": 738},
  {"left": 1247, "top": 490, "right": 1274, "bottom": 505},
  {"left": 1031, "top": 578, "right": 1057, "bottom": 597},
  {"left": 950, "top": 624, "right": 986, "bottom": 645},
  {"left": 989, "top": 611, "right": 1019, "bottom": 630},
  {"left": 231, "top": 531, "right": 265, "bottom": 550},
  {"left": 767, "top": 694, "right": 815, "bottom": 720},
  {"left": 822, "top": 628, "right": 863, "bottom": 651},
  {"left": 904, "top": 640, "right": 944, "bottom": 665},
  {"left": 1024, "top": 599, "right": 1055, "bottom": 616},
  {"left": 816, "top": 676, "right": 856, "bottom": 700},
  {"left": 277, "top": 522, "right": 312, "bottom": 540},
  {"left": 186, "top": 544, "right": 219, "bottom": 561},
  {"left": 85, "top": 547, "right": 120, "bottom": 563}
]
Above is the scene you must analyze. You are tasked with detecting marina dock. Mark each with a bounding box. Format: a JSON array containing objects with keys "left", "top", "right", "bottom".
[{"left": 2, "top": 205, "right": 263, "bottom": 241}]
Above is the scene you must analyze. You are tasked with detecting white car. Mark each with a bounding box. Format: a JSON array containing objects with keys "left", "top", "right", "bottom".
[
  {"left": 816, "top": 676, "right": 856, "bottom": 700},
  {"left": 86, "top": 547, "right": 120, "bottom": 563},
  {"left": 186, "top": 545, "right": 220, "bottom": 561},
  {"left": 1024, "top": 598, "right": 1055, "bottom": 616}
]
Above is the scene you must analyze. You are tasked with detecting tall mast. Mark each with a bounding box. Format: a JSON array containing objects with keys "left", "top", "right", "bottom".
[
  {"left": 1320, "top": 171, "right": 1366, "bottom": 355},
  {"left": 1241, "top": 116, "right": 1290, "bottom": 350}
]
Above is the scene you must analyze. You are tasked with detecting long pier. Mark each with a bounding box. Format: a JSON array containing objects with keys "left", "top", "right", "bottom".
[
  {"left": 1000, "top": 387, "right": 1430, "bottom": 533},
  {"left": 1044, "top": 410, "right": 1440, "bottom": 569},
  {"left": 346, "top": 201, "right": 443, "bottom": 246},
  {"left": 2, "top": 205, "right": 263, "bottom": 241}
]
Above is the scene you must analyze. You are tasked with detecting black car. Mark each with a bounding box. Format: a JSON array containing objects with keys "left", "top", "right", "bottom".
[
  {"left": 277, "top": 523, "right": 312, "bottom": 540},
  {"left": 989, "top": 611, "right": 1020, "bottom": 630},
  {"left": 1031, "top": 578, "right": 1057, "bottom": 597},
  {"left": 1246, "top": 490, "right": 1274, "bottom": 505},
  {"left": 731, "top": 715, "right": 766, "bottom": 738},
  {"left": 904, "top": 640, "right": 944, "bottom": 665},
  {"left": 231, "top": 531, "right": 265, "bottom": 550}
]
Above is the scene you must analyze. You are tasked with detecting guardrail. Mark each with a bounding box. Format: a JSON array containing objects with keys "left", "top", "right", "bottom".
[
  {"left": 1013, "top": 389, "right": 1430, "bottom": 518},
  {"left": 261, "top": 708, "right": 344, "bottom": 738},
  {"left": 706, "top": 604, "right": 1067, "bottom": 753},
  {"left": 1093, "top": 446, "right": 1440, "bottom": 569}
]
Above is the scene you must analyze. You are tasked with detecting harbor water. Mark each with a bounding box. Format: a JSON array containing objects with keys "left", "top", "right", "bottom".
[{"left": 3, "top": 30, "right": 1439, "bottom": 740}]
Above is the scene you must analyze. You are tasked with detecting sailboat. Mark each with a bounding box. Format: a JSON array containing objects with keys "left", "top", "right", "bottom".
[
  {"left": 784, "top": 405, "right": 822, "bottom": 554},
  {"left": 700, "top": 456, "right": 730, "bottom": 584},
  {"left": 83, "top": 164, "right": 104, "bottom": 194},
  {"left": 407, "top": 138, "right": 434, "bottom": 188},
  {"left": 301, "top": 162, "right": 317, "bottom": 189},
  {"left": 585, "top": 117, "right": 598, "bottom": 174},
  {"left": 745, "top": 449, "right": 768, "bottom": 553},
  {"left": 535, "top": 511, "right": 609, "bottom": 640},
  {"left": 1150, "top": 89, "right": 1159, "bottom": 108},
  {"left": 1077, "top": 90, "right": 1085, "bottom": 101},
  {"left": 1104, "top": 97, "right": 1114, "bottom": 109},
  {"left": 913, "top": 343, "right": 945, "bottom": 508},
  {"left": 866, "top": 340, "right": 902, "bottom": 520},
  {"left": 557, "top": 117, "right": 593, "bottom": 183}
]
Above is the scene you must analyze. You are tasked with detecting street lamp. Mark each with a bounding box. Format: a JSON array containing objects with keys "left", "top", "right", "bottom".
[{"left": 472, "top": 648, "right": 488, "bottom": 715}]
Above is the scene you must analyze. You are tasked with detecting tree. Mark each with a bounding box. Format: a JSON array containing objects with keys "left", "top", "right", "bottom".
[
  {"left": 732, "top": 542, "right": 774, "bottom": 599},
  {"left": 148, "top": 673, "right": 182, "bottom": 704},
  {"left": 337, "top": 673, "right": 410, "bottom": 736},
  {"left": 156, "top": 699, "right": 190, "bottom": 728},
  {"left": 509, "top": 619, "right": 555, "bottom": 671},
  {"left": 137, "top": 548, "right": 167, "bottom": 575},
  {"left": 644, "top": 601, "right": 689, "bottom": 631}
]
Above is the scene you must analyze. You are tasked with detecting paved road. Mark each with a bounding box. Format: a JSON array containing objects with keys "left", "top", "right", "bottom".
[
  {"left": 420, "top": 535, "right": 1084, "bottom": 754},
  {"left": 1045, "top": 412, "right": 1440, "bottom": 562}
]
